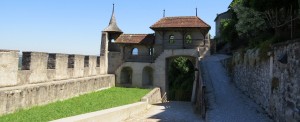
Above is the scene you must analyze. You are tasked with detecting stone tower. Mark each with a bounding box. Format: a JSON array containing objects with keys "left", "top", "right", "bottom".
[{"left": 100, "top": 4, "right": 123, "bottom": 74}]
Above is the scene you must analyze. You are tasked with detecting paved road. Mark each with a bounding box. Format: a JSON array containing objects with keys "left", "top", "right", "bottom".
[
  {"left": 125, "top": 54, "right": 272, "bottom": 122},
  {"left": 202, "top": 54, "right": 272, "bottom": 122},
  {"left": 125, "top": 101, "right": 203, "bottom": 122}
]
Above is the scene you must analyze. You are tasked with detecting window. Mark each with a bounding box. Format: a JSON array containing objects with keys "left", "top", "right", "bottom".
[
  {"left": 111, "top": 39, "right": 115, "bottom": 43},
  {"left": 169, "top": 35, "right": 175, "bottom": 44},
  {"left": 149, "top": 48, "right": 154, "bottom": 55},
  {"left": 185, "top": 34, "right": 192, "bottom": 44},
  {"left": 132, "top": 48, "right": 138, "bottom": 55}
]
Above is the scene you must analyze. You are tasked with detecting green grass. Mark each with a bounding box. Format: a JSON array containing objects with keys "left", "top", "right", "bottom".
[{"left": 0, "top": 87, "right": 150, "bottom": 122}]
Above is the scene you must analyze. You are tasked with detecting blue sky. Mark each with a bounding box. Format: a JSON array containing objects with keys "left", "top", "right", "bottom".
[{"left": 0, "top": 0, "right": 231, "bottom": 55}]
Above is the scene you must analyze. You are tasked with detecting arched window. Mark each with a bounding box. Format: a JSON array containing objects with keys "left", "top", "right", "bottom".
[
  {"left": 132, "top": 48, "right": 138, "bottom": 55},
  {"left": 185, "top": 34, "right": 192, "bottom": 44},
  {"left": 111, "top": 39, "right": 115, "bottom": 43},
  {"left": 169, "top": 35, "right": 175, "bottom": 44}
]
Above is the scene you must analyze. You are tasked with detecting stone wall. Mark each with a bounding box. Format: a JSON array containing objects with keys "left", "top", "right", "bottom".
[
  {"left": 0, "top": 49, "right": 115, "bottom": 115},
  {"left": 0, "top": 75, "right": 115, "bottom": 115},
  {"left": 224, "top": 40, "right": 300, "bottom": 122},
  {"left": 0, "top": 50, "right": 101, "bottom": 87}
]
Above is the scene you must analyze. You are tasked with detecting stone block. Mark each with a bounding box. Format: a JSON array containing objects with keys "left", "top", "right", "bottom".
[{"left": 0, "top": 50, "right": 19, "bottom": 87}]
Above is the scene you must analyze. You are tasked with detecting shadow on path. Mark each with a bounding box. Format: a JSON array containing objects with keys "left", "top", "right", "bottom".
[{"left": 125, "top": 101, "right": 203, "bottom": 122}]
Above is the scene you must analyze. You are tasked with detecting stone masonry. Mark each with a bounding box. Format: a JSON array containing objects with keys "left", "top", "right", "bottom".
[
  {"left": 224, "top": 40, "right": 300, "bottom": 122},
  {"left": 0, "top": 50, "right": 115, "bottom": 115}
]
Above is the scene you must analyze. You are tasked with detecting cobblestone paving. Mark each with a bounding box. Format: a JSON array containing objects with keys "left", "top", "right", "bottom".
[{"left": 202, "top": 54, "right": 272, "bottom": 122}]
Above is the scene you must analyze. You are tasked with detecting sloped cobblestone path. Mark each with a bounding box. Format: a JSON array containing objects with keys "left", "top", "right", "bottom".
[{"left": 203, "top": 54, "right": 272, "bottom": 122}]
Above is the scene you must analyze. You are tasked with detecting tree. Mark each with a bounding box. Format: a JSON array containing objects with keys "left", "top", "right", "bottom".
[
  {"left": 220, "top": 18, "right": 239, "bottom": 45},
  {"left": 246, "top": 0, "right": 299, "bottom": 38},
  {"left": 231, "top": 0, "right": 267, "bottom": 38},
  {"left": 168, "top": 57, "right": 194, "bottom": 101}
]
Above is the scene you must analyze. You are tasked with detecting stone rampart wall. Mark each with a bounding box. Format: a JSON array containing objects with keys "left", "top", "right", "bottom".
[
  {"left": 0, "top": 50, "right": 115, "bottom": 115},
  {"left": 224, "top": 40, "right": 300, "bottom": 121},
  {"left": 0, "top": 74, "right": 115, "bottom": 115},
  {"left": 0, "top": 50, "right": 101, "bottom": 87}
]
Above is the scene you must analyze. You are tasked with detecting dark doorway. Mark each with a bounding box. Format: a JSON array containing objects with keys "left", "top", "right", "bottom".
[
  {"left": 142, "top": 66, "right": 153, "bottom": 87},
  {"left": 120, "top": 67, "right": 133, "bottom": 85},
  {"left": 167, "top": 56, "right": 195, "bottom": 101}
]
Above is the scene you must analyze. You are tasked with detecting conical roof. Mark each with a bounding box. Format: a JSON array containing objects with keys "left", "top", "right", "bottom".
[{"left": 103, "top": 4, "right": 123, "bottom": 33}]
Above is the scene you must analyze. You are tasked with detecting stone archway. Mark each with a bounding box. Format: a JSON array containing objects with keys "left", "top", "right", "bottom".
[
  {"left": 142, "top": 66, "right": 153, "bottom": 87},
  {"left": 120, "top": 67, "right": 133, "bottom": 85},
  {"left": 166, "top": 56, "right": 196, "bottom": 101}
]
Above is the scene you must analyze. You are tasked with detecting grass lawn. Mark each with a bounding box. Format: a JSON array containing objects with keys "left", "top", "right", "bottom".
[{"left": 0, "top": 87, "right": 150, "bottom": 122}]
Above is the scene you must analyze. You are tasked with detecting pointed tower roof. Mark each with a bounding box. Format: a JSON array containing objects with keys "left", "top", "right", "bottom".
[{"left": 103, "top": 4, "right": 123, "bottom": 33}]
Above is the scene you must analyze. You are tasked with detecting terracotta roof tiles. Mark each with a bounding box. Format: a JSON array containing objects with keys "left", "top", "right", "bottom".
[
  {"left": 115, "top": 34, "right": 154, "bottom": 45},
  {"left": 150, "top": 16, "right": 210, "bottom": 29}
]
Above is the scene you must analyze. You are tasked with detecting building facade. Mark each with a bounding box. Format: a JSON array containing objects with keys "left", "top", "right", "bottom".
[{"left": 100, "top": 5, "right": 211, "bottom": 98}]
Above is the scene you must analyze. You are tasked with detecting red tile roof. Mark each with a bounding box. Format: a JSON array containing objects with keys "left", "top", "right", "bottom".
[
  {"left": 115, "top": 34, "right": 154, "bottom": 45},
  {"left": 150, "top": 16, "right": 210, "bottom": 29}
]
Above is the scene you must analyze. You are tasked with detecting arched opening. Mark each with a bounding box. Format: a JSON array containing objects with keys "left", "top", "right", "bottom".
[
  {"left": 132, "top": 48, "right": 138, "bottom": 55},
  {"left": 142, "top": 66, "right": 153, "bottom": 87},
  {"left": 185, "top": 34, "right": 192, "bottom": 44},
  {"left": 167, "top": 56, "right": 195, "bottom": 101},
  {"left": 169, "top": 35, "right": 175, "bottom": 44},
  {"left": 120, "top": 67, "right": 133, "bottom": 85}
]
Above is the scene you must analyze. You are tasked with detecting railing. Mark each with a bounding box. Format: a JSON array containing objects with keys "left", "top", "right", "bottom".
[
  {"left": 193, "top": 62, "right": 206, "bottom": 118},
  {"left": 125, "top": 55, "right": 154, "bottom": 63},
  {"left": 163, "top": 39, "right": 206, "bottom": 49},
  {"left": 124, "top": 50, "right": 164, "bottom": 63}
]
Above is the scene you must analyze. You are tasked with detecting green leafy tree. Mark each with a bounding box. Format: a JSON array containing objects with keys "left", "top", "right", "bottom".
[
  {"left": 231, "top": 0, "right": 267, "bottom": 38},
  {"left": 220, "top": 18, "right": 240, "bottom": 49},
  {"left": 168, "top": 57, "right": 194, "bottom": 101}
]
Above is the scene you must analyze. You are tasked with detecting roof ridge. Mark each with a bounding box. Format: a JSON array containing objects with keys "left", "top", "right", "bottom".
[
  {"left": 122, "top": 33, "right": 154, "bottom": 35},
  {"left": 164, "top": 16, "right": 197, "bottom": 18},
  {"left": 150, "top": 16, "right": 211, "bottom": 29}
]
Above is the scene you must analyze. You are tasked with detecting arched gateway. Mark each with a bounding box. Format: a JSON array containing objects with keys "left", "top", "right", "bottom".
[{"left": 99, "top": 4, "right": 211, "bottom": 101}]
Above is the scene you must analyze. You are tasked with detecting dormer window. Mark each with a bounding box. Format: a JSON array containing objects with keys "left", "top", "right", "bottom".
[
  {"left": 185, "top": 34, "right": 192, "bottom": 44},
  {"left": 169, "top": 35, "right": 175, "bottom": 44}
]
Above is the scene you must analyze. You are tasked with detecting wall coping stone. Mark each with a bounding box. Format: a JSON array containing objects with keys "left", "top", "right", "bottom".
[{"left": 0, "top": 74, "right": 114, "bottom": 92}]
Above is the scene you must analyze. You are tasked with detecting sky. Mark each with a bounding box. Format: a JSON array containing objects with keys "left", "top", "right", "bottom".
[{"left": 0, "top": 0, "right": 231, "bottom": 55}]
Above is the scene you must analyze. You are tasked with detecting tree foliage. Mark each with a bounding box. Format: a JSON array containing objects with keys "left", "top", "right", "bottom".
[
  {"left": 231, "top": 0, "right": 267, "bottom": 38},
  {"left": 168, "top": 57, "right": 194, "bottom": 101},
  {"left": 220, "top": 18, "right": 239, "bottom": 47}
]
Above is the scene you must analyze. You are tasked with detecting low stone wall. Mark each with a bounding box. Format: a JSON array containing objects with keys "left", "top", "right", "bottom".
[
  {"left": 141, "top": 87, "right": 162, "bottom": 104},
  {"left": 224, "top": 40, "right": 300, "bottom": 122},
  {"left": 0, "top": 74, "right": 115, "bottom": 116},
  {"left": 52, "top": 102, "right": 148, "bottom": 122}
]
